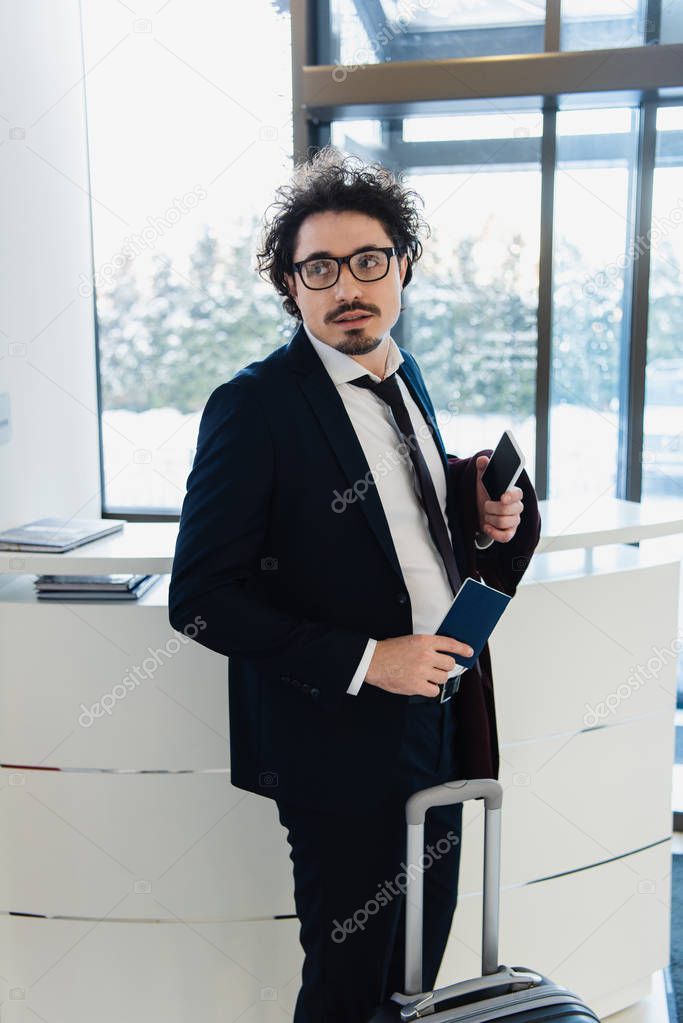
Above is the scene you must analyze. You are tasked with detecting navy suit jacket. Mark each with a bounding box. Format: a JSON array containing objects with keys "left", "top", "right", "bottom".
[{"left": 168, "top": 320, "right": 542, "bottom": 814}]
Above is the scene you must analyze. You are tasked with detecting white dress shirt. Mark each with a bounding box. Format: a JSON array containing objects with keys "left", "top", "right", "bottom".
[{"left": 303, "top": 322, "right": 489, "bottom": 695}]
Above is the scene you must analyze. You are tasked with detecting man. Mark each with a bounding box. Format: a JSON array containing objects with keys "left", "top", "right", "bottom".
[{"left": 168, "top": 146, "right": 541, "bottom": 1022}]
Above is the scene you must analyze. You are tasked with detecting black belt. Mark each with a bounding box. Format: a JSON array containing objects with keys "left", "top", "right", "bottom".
[{"left": 407, "top": 673, "right": 461, "bottom": 705}]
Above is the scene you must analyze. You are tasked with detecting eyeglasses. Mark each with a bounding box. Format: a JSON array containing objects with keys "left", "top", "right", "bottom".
[{"left": 292, "top": 246, "right": 400, "bottom": 290}]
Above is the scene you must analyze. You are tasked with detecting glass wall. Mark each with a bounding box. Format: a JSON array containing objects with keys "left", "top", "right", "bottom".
[
  {"left": 84, "top": 0, "right": 683, "bottom": 514},
  {"left": 560, "top": 0, "right": 646, "bottom": 50},
  {"left": 332, "top": 101, "right": 670, "bottom": 503},
  {"left": 327, "top": 0, "right": 666, "bottom": 62},
  {"left": 81, "top": 0, "right": 292, "bottom": 513},
  {"left": 661, "top": 0, "right": 683, "bottom": 43},
  {"left": 642, "top": 104, "right": 683, "bottom": 501},
  {"left": 329, "top": 0, "right": 546, "bottom": 64},
  {"left": 548, "top": 106, "right": 640, "bottom": 502}
]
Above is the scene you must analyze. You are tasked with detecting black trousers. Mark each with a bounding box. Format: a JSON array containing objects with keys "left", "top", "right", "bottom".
[{"left": 276, "top": 697, "right": 464, "bottom": 1023}]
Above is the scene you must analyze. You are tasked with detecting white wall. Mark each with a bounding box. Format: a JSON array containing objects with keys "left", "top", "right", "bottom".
[{"left": 0, "top": 0, "right": 101, "bottom": 531}]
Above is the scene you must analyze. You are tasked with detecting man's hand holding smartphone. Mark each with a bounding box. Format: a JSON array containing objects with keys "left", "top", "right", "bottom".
[{"left": 476, "top": 429, "right": 526, "bottom": 546}]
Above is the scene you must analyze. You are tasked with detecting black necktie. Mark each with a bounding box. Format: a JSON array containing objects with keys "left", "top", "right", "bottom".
[{"left": 350, "top": 372, "right": 462, "bottom": 598}]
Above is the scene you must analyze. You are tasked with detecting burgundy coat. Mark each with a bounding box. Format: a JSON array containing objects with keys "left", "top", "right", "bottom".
[{"left": 446, "top": 451, "right": 542, "bottom": 780}]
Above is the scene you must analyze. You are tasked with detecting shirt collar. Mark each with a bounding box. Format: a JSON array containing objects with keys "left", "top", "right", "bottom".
[{"left": 302, "top": 320, "right": 404, "bottom": 385}]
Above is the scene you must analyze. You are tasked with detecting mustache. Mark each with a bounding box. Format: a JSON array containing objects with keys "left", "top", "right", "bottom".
[{"left": 329, "top": 305, "right": 377, "bottom": 321}]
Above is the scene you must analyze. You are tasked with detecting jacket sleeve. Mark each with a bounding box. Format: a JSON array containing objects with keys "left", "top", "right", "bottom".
[
  {"left": 447, "top": 448, "right": 542, "bottom": 597},
  {"left": 168, "top": 377, "right": 373, "bottom": 711}
]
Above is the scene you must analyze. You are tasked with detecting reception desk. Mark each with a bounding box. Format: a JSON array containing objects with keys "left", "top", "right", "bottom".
[{"left": 0, "top": 499, "right": 681, "bottom": 1022}]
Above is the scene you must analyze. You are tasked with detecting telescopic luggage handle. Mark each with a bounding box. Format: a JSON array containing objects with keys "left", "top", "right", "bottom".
[{"left": 403, "top": 778, "right": 503, "bottom": 996}]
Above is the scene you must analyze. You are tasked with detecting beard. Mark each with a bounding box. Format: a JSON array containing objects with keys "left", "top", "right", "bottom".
[{"left": 335, "top": 330, "right": 385, "bottom": 356}]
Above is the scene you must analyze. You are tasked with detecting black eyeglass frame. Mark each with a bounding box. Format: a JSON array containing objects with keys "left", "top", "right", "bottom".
[{"left": 292, "top": 246, "right": 402, "bottom": 290}]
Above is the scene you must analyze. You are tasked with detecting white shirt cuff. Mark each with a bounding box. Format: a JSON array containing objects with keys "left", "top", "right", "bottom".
[
  {"left": 474, "top": 531, "right": 495, "bottom": 550},
  {"left": 347, "top": 637, "right": 377, "bottom": 694}
]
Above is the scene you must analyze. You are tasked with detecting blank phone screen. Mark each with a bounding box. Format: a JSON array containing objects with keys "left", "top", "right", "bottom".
[{"left": 481, "top": 432, "right": 522, "bottom": 501}]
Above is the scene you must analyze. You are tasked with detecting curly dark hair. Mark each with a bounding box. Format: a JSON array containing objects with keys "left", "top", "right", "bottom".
[{"left": 256, "top": 145, "right": 430, "bottom": 320}]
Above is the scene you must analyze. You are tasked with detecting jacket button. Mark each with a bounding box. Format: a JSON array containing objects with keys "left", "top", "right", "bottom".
[
  {"left": 310, "top": 687, "right": 320, "bottom": 699},
  {"left": 396, "top": 591, "right": 408, "bottom": 604}
]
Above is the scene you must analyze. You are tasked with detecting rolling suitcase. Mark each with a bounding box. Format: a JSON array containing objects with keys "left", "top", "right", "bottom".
[{"left": 369, "top": 778, "right": 601, "bottom": 1022}]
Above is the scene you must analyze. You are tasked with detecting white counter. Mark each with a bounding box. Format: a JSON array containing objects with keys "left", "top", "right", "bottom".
[
  {"left": 1, "top": 498, "right": 681, "bottom": 575},
  {"left": 0, "top": 501, "right": 680, "bottom": 1023}
]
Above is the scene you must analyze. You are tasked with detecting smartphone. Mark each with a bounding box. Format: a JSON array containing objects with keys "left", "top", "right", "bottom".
[{"left": 481, "top": 429, "right": 525, "bottom": 501}]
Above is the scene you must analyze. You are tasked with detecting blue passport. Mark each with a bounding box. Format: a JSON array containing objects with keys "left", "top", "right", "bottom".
[{"left": 435, "top": 577, "right": 512, "bottom": 671}]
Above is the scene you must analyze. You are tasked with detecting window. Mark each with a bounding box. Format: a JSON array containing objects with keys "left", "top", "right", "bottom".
[
  {"left": 331, "top": 99, "right": 675, "bottom": 506},
  {"left": 81, "top": 0, "right": 293, "bottom": 514},
  {"left": 548, "top": 106, "right": 640, "bottom": 502},
  {"left": 84, "top": 0, "right": 683, "bottom": 514},
  {"left": 329, "top": 0, "right": 547, "bottom": 64},
  {"left": 560, "top": 0, "right": 647, "bottom": 50},
  {"left": 660, "top": 0, "right": 683, "bottom": 43},
  {"left": 642, "top": 105, "right": 683, "bottom": 501}
]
